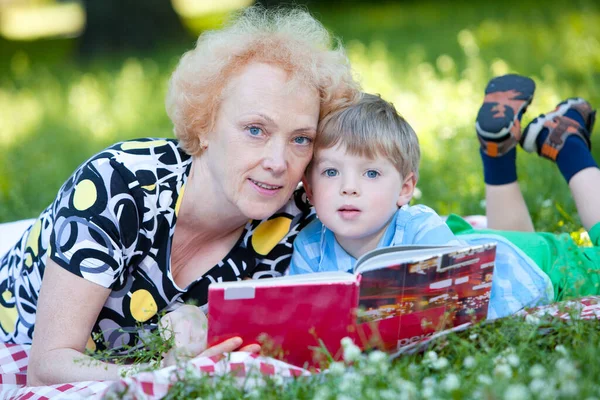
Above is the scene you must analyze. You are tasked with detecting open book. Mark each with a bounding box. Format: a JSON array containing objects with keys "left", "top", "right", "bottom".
[{"left": 207, "top": 242, "right": 496, "bottom": 368}]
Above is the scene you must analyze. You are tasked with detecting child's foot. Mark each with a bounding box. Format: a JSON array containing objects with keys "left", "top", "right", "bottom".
[
  {"left": 476, "top": 74, "right": 536, "bottom": 157},
  {"left": 520, "top": 98, "right": 596, "bottom": 160}
]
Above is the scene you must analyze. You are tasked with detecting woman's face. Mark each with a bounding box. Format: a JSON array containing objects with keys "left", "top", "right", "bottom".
[{"left": 202, "top": 62, "right": 320, "bottom": 221}]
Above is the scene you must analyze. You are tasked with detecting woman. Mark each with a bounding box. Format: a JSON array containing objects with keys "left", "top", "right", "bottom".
[{"left": 0, "top": 6, "right": 361, "bottom": 385}]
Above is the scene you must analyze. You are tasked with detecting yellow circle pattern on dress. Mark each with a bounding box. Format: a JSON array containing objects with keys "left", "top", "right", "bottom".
[
  {"left": 86, "top": 335, "right": 97, "bottom": 352},
  {"left": 121, "top": 140, "right": 167, "bottom": 150},
  {"left": 251, "top": 216, "right": 292, "bottom": 256},
  {"left": 130, "top": 289, "right": 158, "bottom": 322},
  {"left": 73, "top": 179, "right": 97, "bottom": 211},
  {"left": 175, "top": 184, "right": 185, "bottom": 217},
  {"left": 0, "top": 291, "right": 17, "bottom": 334},
  {"left": 25, "top": 219, "right": 42, "bottom": 257}
]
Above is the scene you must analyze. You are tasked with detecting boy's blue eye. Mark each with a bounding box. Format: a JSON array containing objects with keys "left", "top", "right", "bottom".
[
  {"left": 365, "top": 170, "right": 379, "bottom": 179},
  {"left": 248, "top": 126, "right": 262, "bottom": 136},
  {"left": 324, "top": 168, "right": 338, "bottom": 177}
]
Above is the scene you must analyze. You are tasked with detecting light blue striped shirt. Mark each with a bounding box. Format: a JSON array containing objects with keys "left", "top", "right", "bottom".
[{"left": 289, "top": 205, "right": 555, "bottom": 319}]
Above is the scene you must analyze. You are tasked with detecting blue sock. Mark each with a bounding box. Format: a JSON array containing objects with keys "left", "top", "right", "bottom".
[
  {"left": 535, "top": 111, "right": 597, "bottom": 183},
  {"left": 565, "top": 109, "right": 586, "bottom": 128},
  {"left": 481, "top": 147, "right": 517, "bottom": 185}
]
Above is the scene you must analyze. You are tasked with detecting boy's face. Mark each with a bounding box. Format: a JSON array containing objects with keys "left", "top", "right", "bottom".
[{"left": 304, "top": 143, "right": 416, "bottom": 246}]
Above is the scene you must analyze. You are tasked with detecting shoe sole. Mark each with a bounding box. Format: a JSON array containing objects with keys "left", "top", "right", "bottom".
[
  {"left": 476, "top": 74, "right": 536, "bottom": 141},
  {"left": 520, "top": 98, "right": 589, "bottom": 153}
]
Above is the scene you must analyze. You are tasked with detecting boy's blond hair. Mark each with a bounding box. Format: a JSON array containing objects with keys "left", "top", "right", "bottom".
[{"left": 316, "top": 93, "right": 420, "bottom": 179}]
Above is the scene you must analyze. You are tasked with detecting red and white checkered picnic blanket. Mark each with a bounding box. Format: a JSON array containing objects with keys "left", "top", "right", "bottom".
[
  {"left": 1, "top": 296, "right": 599, "bottom": 400},
  {"left": 0, "top": 347, "right": 311, "bottom": 400}
]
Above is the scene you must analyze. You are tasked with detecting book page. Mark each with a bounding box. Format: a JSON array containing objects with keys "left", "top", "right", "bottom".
[
  {"left": 354, "top": 245, "right": 459, "bottom": 274},
  {"left": 355, "top": 243, "right": 496, "bottom": 350}
]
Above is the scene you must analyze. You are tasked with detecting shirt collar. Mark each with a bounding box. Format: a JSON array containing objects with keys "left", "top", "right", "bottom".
[{"left": 318, "top": 209, "right": 399, "bottom": 273}]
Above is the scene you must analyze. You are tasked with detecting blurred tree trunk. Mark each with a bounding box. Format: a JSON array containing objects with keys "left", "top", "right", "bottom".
[{"left": 77, "top": 0, "right": 189, "bottom": 57}]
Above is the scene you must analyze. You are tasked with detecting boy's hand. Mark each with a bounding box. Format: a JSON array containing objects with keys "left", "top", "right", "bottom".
[
  {"left": 159, "top": 304, "right": 260, "bottom": 367},
  {"left": 159, "top": 304, "right": 208, "bottom": 366}
]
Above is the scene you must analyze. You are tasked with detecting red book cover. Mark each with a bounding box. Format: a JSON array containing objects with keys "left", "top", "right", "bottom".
[{"left": 207, "top": 273, "right": 360, "bottom": 368}]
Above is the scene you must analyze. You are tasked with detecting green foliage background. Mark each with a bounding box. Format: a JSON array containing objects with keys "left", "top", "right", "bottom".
[{"left": 1, "top": 0, "right": 599, "bottom": 236}]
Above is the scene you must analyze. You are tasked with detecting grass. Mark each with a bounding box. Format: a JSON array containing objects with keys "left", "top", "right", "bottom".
[
  {"left": 2, "top": 0, "right": 600, "bottom": 397},
  {"left": 107, "top": 310, "right": 600, "bottom": 399}
]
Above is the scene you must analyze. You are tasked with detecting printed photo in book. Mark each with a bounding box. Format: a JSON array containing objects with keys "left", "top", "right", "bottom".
[
  {"left": 353, "top": 243, "right": 496, "bottom": 351},
  {"left": 206, "top": 242, "right": 497, "bottom": 368}
]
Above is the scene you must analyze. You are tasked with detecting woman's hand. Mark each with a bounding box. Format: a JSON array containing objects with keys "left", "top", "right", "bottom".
[{"left": 159, "top": 305, "right": 260, "bottom": 367}]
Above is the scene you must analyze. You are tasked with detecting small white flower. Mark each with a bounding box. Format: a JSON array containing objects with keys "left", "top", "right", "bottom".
[
  {"left": 339, "top": 371, "right": 363, "bottom": 392},
  {"left": 422, "top": 386, "right": 435, "bottom": 399},
  {"left": 395, "top": 380, "right": 418, "bottom": 399},
  {"left": 341, "top": 337, "right": 362, "bottom": 363},
  {"left": 555, "top": 358, "right": 579, "bottom": 380},
  {"left": 327, "top": 361, "right": 346, "bottom": 376},
  {"left": 560, "top": 380, "right": 579, "bottom": 397},
  {"left": 539, "top": 386, "right": 559, "bottom": 400},
  {"left": 542, "top": 199, "right": 553, "bottom": 208},
  {"left": 367, "top": 350, "right": 388, "bottom": 365},
  {"left": 425, "top": 351, "right": 438, "bottom": 362},
  {"left": 525, "top": 314, "right": 541, "bottom": 325},
  {"left": 270, "top": 374, "right": 284, "bottom": 387},
  {"left": 422, "top": 376, "right": 437, "bottom": 388},
  {"left": 469, "top": 333, "right": 478, "bottom": 340},
  {"left": 380, "top": 389, "right": 400, "bottom": 400},
  {"left": 246, "top": 388, "right": 262, "bottom": 399},
  {"left": 555, "top": 345, "right": 569, "bottom": 357},
  {"left": 463, "top": 356, "right": 476, "bottom": 369},
  {"left": 529, "top": 364, "right": 546, "bottom": 379},
  {"left": 432, "top": 357, "right": 450, "bottom": 370},
  {"left": 529, "top": 378, "right": 546, "bottom": 393},
  {"left": 408, "top": 363, "right": 419, "bottom": 377},
  {"left": 441, "top": 373, "right": 460, "bottom": 392},
  {"left": 312, "top": 387, "right": 330, "bottom": 400},
  {"left": 504, "top": 384, "right": 529, "bottom": 400},
  {"left": 507, "top": 354, "right": 520, "bottom": 367},
  {"left": 494, "top": 363, "right": 512, "bottom": 379},
  {"left": 477, "top": 374, "right": 493, "bottom": 385}
]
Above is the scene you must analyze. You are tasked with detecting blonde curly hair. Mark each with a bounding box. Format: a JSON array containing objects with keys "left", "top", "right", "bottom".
[{"left": 165, "top": 6, "right": 361, "bottom": 156}]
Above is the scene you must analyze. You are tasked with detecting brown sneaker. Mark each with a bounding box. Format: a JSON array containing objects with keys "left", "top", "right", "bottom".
[
  {"left": 521, "top": 98, "right": 596, "bottom": 161},
  {"left": 476, "top": 74, "right": 536, "bottom": 157}
]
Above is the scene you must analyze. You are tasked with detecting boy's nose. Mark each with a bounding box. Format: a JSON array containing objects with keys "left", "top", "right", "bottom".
[{"left": 340, "top": 183, "right": 359, "bottom": 196}]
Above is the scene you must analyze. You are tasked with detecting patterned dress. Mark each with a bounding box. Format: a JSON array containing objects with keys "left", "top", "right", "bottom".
[{"left": 0, "top": 138, "right": 313, "bottom": 352}]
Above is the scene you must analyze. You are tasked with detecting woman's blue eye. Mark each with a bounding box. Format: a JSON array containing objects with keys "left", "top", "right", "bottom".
[
  {"left": 324, "top": 169, "right": 338, "bottom": 177},
  {"left": 293, "top": 136, "right": 312, "bottom": 145},
  {"left": 248, "top": 126, "right": 262, "bottom": 136},
  {"left": 365, "top": 170, "right": 379, "bottom": 179}
]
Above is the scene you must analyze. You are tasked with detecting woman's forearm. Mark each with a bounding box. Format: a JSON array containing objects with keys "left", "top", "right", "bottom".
[{"left": 27, "top": 347, "right": 124, "bottom": 386}]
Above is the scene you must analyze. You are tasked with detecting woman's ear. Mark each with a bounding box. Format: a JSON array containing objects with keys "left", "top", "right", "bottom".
[
  {"left": 302, "top": 175, "right": 313, "bottom": 203},
  {"left": 397, "top": 172, "right": 417, "bottom": 207}
]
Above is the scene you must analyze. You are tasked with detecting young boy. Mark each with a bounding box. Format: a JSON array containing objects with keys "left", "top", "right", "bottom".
[
  {"left": 288, "top": 93, "right": 462, "bottom": 276},
  {"left": 289, "top": 91, "right": 585, "bottom": 320}
]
